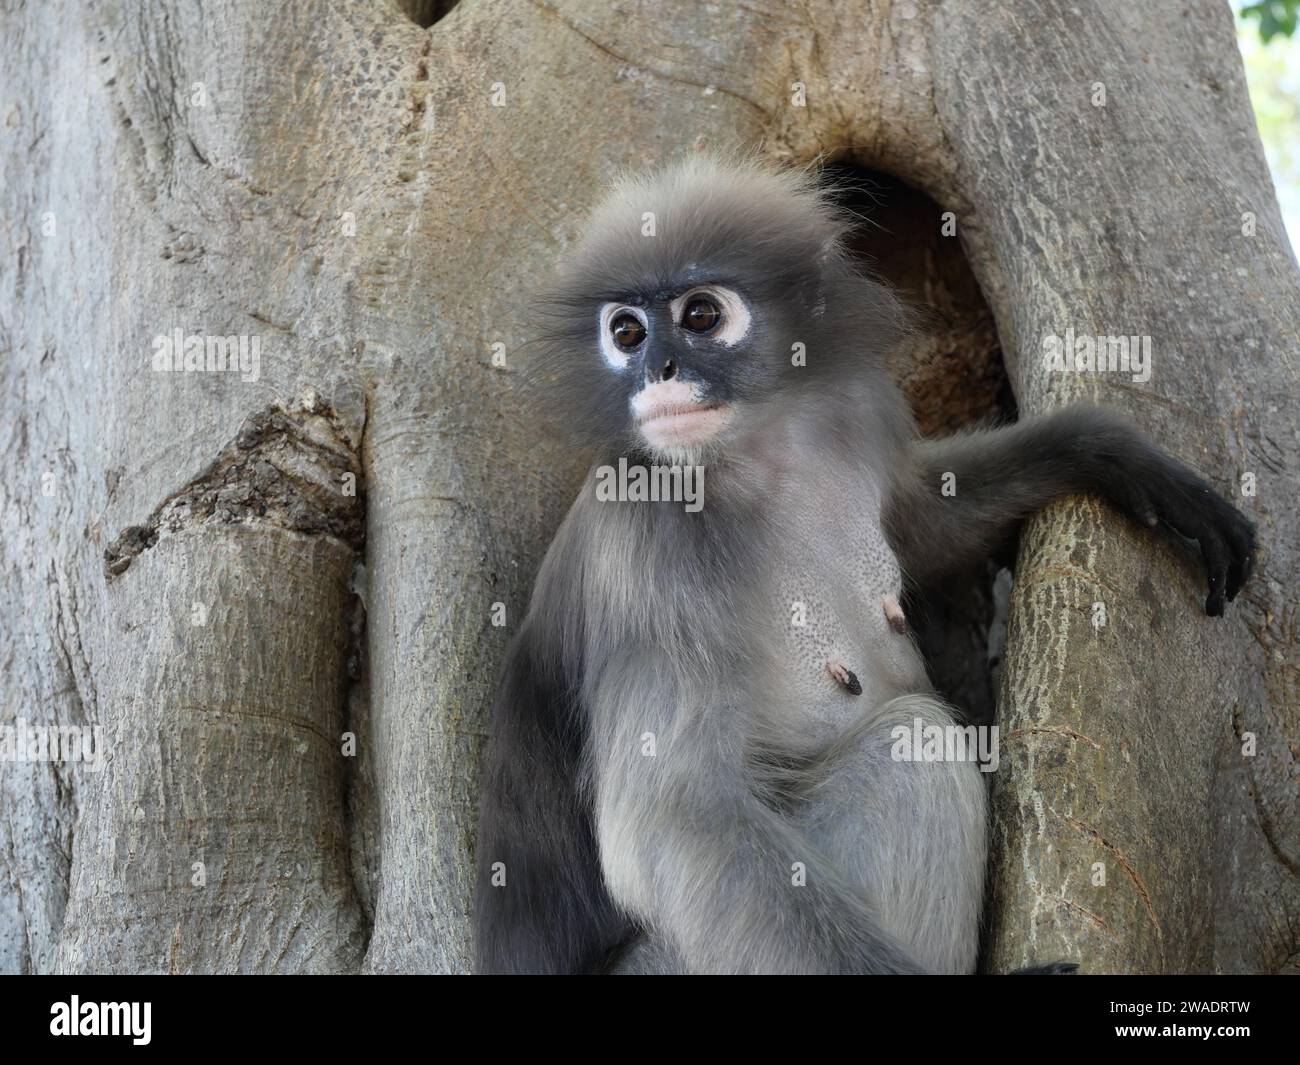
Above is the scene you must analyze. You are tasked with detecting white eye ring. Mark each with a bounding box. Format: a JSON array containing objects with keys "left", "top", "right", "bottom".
[
  {"left": 669, "top": 286, "right": 751, "bottom": 347},
  {"left": 597, "top": 303, "right": 647, "bottom": 369}
]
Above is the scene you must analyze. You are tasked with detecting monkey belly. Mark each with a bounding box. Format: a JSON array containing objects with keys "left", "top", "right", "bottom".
[
  {"left": 777, "top": 583, "right": 924, "bottom": 737},
  {"left": 766, "top": 518, "right": 927, "bottom": 754}
]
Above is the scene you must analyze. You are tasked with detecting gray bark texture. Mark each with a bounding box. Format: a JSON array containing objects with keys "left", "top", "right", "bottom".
[{"left": 1, "top": 0, "right": 1295, "bottom": 974}]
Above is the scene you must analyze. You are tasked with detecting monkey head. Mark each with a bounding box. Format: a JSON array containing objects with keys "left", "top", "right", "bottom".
[{"left": 532, "top": 155, "right": 907, "bottom": 465}]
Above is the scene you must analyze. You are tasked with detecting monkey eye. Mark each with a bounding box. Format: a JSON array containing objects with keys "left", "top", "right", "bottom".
[
  {"left": 681, "top": 296, "right": 721, "bottom": 334},
  {"left": 611, "top": 313, "right": 647, "bottom": 349}
]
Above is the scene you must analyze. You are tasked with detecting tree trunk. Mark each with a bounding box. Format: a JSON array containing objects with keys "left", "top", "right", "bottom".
[{"left": 1, "top": 0, "right": 1294, "bottom": 974}]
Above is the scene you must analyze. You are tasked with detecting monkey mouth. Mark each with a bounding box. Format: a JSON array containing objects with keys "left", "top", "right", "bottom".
[{"left": 637, "top": 402, "right": 732, "bottom": 448}]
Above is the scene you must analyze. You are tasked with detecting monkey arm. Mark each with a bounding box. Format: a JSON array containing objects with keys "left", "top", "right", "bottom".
[
  {"left": 886, "top": 405, "right": 1256, "bottom": 615},
  {"left": 472, "top": 627, "right": 633, "bottom": 974}
]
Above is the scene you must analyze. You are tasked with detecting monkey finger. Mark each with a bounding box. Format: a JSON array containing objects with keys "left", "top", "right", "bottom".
[
  {"left": 1199, "top": 528, "right": 1231, "bottom": 617},
  {"left": 1219, "top": 510, "right": 1256, "bottom": 602},
  {"left": 1225, "top": 538, "right": 1254, "bottom": 602}
]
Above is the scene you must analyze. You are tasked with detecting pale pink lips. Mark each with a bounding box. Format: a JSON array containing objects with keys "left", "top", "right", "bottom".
[{"left": 637, "top": 401, "right": 731, "bottom": 447}]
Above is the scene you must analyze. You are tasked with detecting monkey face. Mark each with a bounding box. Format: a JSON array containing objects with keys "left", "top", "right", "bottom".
[{"left": 596, "top": 284, "right": 759, "bottom": 456}]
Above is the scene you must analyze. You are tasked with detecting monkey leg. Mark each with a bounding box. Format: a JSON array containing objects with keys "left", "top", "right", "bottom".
[
  {"left": 610, "top": 693, "right": 985, "bottom": 976},
  {"left": 795, "top": 693, "right": 988, "bottom": 974}
]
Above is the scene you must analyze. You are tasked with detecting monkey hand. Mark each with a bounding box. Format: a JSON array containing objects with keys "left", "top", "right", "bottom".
[{"left": 1093, "top": 444, "right": 1256, "bottom": 617}]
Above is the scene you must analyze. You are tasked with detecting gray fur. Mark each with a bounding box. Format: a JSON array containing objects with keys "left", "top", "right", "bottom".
[{"left": 472, "top": 155, "right": 1254, "bottom": 975}]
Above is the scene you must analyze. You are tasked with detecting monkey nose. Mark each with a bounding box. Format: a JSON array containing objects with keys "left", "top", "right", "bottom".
[{"left": 642, "top": 349, "right": 682, "bottom": 384}]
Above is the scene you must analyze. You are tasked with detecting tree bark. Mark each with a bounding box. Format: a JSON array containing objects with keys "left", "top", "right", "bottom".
[{"left": 1, "top": 0, "right": 1294, "bottom": 974}]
